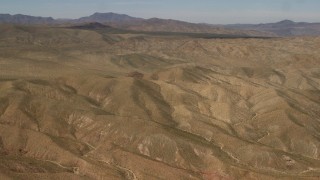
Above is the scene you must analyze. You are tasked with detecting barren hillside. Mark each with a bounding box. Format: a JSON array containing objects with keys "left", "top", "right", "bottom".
[{"left": 0, "top": 25, "right": 320, "bottom": 179}]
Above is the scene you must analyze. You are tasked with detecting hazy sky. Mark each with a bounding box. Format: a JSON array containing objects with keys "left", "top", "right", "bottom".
[{"left": 1, "top": 0, "right": 320, "bottom": 24}]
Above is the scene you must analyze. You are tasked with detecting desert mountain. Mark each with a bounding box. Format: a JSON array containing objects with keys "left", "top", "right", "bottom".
[
  {"left": 74, "top": 13, "right": 275, "bottom": 36},
  {"left": 0, "top": 14, "right": 54, "bottom": 24},
  {"left": 0, "top": 13, "right": 274, "bottom": 36},
  {"left": 1, "top": 13, "right": 320, "bottom": 36},
  {"left": 108, "top": 17, "right": 273, "bottom": 36},
  {"left": 76, "top": 12, "right": 143, "bottom": 23},
  {"left": 226, "top": 19, "right": 320, "bottom": 36},
  {"left": 0, "top": 24, "right": 320, "bottom": 179}
]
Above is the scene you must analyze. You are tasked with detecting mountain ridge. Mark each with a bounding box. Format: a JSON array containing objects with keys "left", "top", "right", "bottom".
[
  {"left": 0, "top": 13, "right": 320, "bottom": 36},
  {"left": 0, "top": 13, "right": 54, "bottom": 24},
  {"left": 76, "top": 12, "right": 143, "bottom": 23},
  {"left": 226, "top": 19, "right": 320, "bottom": 36},
  {"left": 0, "top": 13, "right": 274, "bottom": 36}
]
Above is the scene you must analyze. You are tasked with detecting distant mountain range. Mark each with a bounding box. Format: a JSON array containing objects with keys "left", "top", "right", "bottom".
[
  {"left": 76, "top": 12, "right": 143, "bottom": 23},
  {"left": 225, "top": 20, "right": 320, "bottom": 36},
  {"left": 69, "top": 13, "right": 272, "bottom": 36},
  {"left": 0, "top": 14, "right": 54, "bottom": 24},
  {"left": 1, "top": 13, "right": 319, "bottom": 36}
]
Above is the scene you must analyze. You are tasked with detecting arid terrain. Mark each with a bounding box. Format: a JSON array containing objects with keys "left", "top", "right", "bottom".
[{"left": 0, "top": 24, "right": 320, "bottom": 180}]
